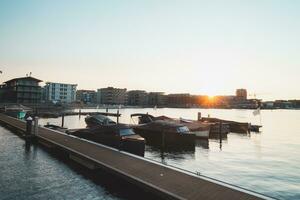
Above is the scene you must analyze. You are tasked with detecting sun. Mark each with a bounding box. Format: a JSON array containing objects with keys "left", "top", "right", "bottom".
[{"left": 208, "top": 95, "right": 215, "bottom": 102}]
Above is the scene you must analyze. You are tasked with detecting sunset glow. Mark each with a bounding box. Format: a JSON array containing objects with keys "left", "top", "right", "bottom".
[{"left": 0, "top": 1, "right": 299, "bottom": 100}]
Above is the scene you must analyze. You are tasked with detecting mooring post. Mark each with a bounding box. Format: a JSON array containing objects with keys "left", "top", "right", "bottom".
[
  {"left": 26, "top": 116, "right": 33, "bottom": 136},
  {"left": 197, "top": 112, "right": 201, "bottom": 121},
  {"left": 61, "top": 113, "right": 65, "bottom": 128},
  {"left": 162, "top": 131, "right": 165, "bottom": 150},
  {"left": 106, "top": 107, "right": 108, "bottom": 113},
  {"left": 34, "top": 117, "right": 39, "bottom": 136},
  {"left": 117, "top": 109, "right": 119, "bottom": 124}
]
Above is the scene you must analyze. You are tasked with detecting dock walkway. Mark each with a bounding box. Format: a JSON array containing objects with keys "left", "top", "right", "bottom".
[{"left": 0, "top": 114, "right": 269, "bottom": 200}]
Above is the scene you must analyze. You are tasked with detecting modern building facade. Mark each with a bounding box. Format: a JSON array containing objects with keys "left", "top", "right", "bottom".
[
  {"left": 148, "top": 92, "right": 166, "bottom": 106},
  {"left": 127, "top": 90, "right": 148, "bottom": 106},
  {"left": 167, "top": 93, "right": 191, "bottom": 107},
  {"left": 97, "top": 87, "right": 127, "bottom": 105},
  {"left": 44, "top": 82, "right": 77, "bottom": 103},
  {"left": 0, "top": 76, "right": 42, "bottom": 104},
  {"left": 76, "top": 90, "right": 96, "bottom": 104},
  {"left": 236, "top": 89, "right": 247, "bottom": 100}
]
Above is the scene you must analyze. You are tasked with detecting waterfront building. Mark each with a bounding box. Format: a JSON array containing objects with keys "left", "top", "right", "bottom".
[
  {"left": 76, "top": 90, "right": 97, "bottom": 104},
  {"left": 236, "top": 88, "right": 247, "bottom": 100},
  {"left": 214, "top": 95, "right": 237, "bottom": 108},
  {"left": 97, "top": 87, "right": 127, "bottom": 105},
  {"left": 288, "top": 100, "right": 300, "bottom": 108},
  {"left": 261, "top": 101, "right": 274, "bottom": 109},
  {"left": 189, "top": 95, "right": 209, "bottom": 107},
  {"left": 0, "top": 76, "right": 42, "bottom": 104},
  {"left": 127, "top": 90, "right": 148, "bottom": 106},
  {"left": 148, "top": 92, "right": 166, "bottom": 106},
  {"left": 167, "top": 93, "right": 191, "bottom": 107},
  {"left": 273, "top": 100, "right": 293, "bottom": 109},
  {"left": 231, "top": 99, "right": 261, "bottom": 109},
  {"left": 44, "top": 82, "right": 77, "bottom": 103}
]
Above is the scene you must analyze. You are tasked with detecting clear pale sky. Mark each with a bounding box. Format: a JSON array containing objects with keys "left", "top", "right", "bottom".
[{"left": 0, "top": 0, "right": 299, "bottom": 100}]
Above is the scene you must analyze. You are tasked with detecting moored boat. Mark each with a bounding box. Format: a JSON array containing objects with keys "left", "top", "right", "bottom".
[
  {"left": 44, "top": 123, "right": 68, "bottom": 132},
  {"left": 177, "top": 118, "right": 210, "bottom": 139},
  {"left": 131, "top": 113, "right": 210, "bottom": 139},
  {"left": 67, "top": 115, "right": 145, "bottom": 156},
  {"left": 131, "top": 113, "right": 195, "bottom": 147},
  {"left": 201, "top": 117, "right": 251, "bottom": 133}
]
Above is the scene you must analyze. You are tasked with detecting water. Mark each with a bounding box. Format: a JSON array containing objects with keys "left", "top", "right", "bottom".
[
  {"left": 2, "top": 108, "right": 300, "bottom": 199},
  {"left": 0, "top": 125, "right": 160, "bottom": 200}
]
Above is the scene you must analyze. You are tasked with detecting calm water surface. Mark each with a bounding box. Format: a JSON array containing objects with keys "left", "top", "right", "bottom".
[
  {"left": 2, "top": 108, "right": 300, "bottom": 199},
  {"left": 0, "top": 123, "right": 159, "bottom": 200}
]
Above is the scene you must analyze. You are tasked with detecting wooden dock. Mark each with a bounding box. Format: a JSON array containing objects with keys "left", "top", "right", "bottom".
[{"left": 0, "top": 114, "right": 270, "bottom": 200}]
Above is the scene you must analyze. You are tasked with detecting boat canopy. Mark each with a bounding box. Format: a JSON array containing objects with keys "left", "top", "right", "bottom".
[
  {"left": 86, "top": 114, "right": 116, "bottom": 125},
  {"left": 130, "top": 113, "right": 155, "bottom": 118}
]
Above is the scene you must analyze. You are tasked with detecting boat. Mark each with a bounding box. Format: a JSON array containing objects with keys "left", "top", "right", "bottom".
[
  {"left": 177, "top": 118, "right": 210, "bottom": 139},
  {"left": 67, "top": 115, "right": 145, "bottom": 156},
  {"left": 201, "top": 117, "right": 250, "bottom": 133},
  {"left": 44, "top": 123, "right": 68, "bottom": 132},
  {"left": 131, "top": 113, "right": 210, "bottom": 139},
  {"left": 249, "top": 125, "right": 262, "bottom": 132},
  {"left": 207, "top": 122, "right": 230, "bottom": 134},
  {"left": 85, "top": 114, "right": 116, "bottom": 127},
  {"left": 131, "top": 114, "right": 195, "bottom": 146}
]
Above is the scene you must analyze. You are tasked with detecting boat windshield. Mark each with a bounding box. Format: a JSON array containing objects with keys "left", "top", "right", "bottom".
[
  {"left": 177, "top": 126, "right": 189, "bottom": 133},
  {"left": 119, "top": 129, "right": 136, "bottom": 136}
]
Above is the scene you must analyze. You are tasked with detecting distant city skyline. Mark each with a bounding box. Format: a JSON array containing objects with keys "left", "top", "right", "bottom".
[{"left": 1, "top": 0, "right": 300, "bottom": 100}]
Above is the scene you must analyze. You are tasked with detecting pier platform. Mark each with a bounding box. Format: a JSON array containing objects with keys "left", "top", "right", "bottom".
[{"left": 0, "top": 114, "right": 269, "bottom": 200}]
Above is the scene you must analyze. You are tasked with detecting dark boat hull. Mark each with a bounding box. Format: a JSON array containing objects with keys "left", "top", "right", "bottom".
[
  {"left": 202, "top": 117, "right": 249, "bottom": 133},
  {"left": 121, "top": 140, "right": 145, "bottom": 156},
  {"left": 133, "top": 128, "right": 195, "bottom": 148},
  {"left": 70, "top": 130, "right": 145, "bottom": 157}
]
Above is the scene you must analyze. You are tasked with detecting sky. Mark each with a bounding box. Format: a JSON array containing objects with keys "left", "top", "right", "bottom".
[{"left": 0, "top": 0, "right": 299, "bottom": 100}]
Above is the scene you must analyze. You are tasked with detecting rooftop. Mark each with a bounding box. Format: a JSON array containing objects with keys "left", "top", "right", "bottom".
[{"left": 4, "top": 76, "right": 42, "bottom": 83}]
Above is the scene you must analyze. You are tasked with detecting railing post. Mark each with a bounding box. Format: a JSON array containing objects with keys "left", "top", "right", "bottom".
[
  {"left": 117, "top": 109, "right": 119, "bottom": 124},
  {"left": 197, "top": 112, "right": 201, "bottom": 121},
  {"left": 34, "top": 117, "right": 39, "bottom": 136},
  {"left": 219, "top": 121, "right": 222, "bottom": 150},
  {"left": 61, "top": 113, "right": 65, "bottom": 128},
  {"left": 26, "top": 116, "right": 33, "bottom": 136}
]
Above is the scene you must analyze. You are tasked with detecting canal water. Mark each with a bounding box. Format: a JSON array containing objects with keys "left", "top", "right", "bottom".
[
  {"left": 39, "top": 108, "right": 300, "bottom": 200},
  {"left": 1, "top": 108, "right": 300, "bottom": 199},
  {"left": 0, "top": 124, "right": 160, "bottom": 200}
]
